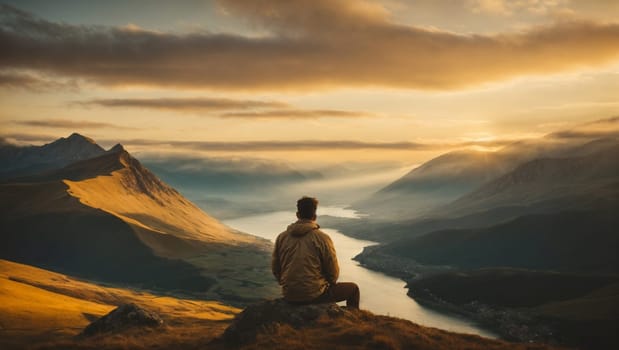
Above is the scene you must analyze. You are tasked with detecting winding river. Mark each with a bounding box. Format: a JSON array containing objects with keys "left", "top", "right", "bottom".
[{"left": 225, "top": 207, "right": 497, "bottom": 338}]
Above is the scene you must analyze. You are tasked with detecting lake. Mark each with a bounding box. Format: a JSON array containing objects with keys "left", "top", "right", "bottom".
[{"left": 225, "top": 207, "right": 497, "bottom": 338}]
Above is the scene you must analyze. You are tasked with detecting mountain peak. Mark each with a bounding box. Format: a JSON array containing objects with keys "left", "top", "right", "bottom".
[
  {"left": 51, "top": 133, "right": 102, "bottom": 151},
  {"left": 0, "top": 133, "right": 109, "bottom": 179},
  {"left": 66, "top": 132, "right": 97, "bottom": 145},
  {"left": 42, "top": 133, "right": 106, "bottom": 160},
  {"left": 108, "top": 143, "right": 126, "bottom": 153}
]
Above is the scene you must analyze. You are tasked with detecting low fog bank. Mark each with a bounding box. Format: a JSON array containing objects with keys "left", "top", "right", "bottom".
[{"left": 139, "top": 153, "right": 413, "bottom": 219}]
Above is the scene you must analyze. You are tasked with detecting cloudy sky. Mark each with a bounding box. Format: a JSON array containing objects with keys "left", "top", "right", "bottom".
[{"left": 1, "top": 0, "right": 618, "bottom": 167}]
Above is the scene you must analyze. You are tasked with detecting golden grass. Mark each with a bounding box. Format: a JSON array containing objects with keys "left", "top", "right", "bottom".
[
  {"left": 63, "top": 168, "right": 261, "bottom": 246},
  {"left": 0, "top": 259, "right": 241, "bottom": 349},
  {"left": 0, "top": 259, "right": 239, "bottom": 321},
  {"left": 32, "top": 321, "right": 230, "bottom": 350},
  {"left": 0, "top": 271, "right": 112, "bottom": 331}
]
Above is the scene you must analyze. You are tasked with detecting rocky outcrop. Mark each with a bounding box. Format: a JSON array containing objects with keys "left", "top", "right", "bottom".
[
  {"left": 223, "top": 299, "right": 352, "bottom": 344},
  {"left": 220, "top": 299, "right": 562, "bottom": 350},
  {"left": 81, "top": 303, "right": 163, "bottom": 336}
]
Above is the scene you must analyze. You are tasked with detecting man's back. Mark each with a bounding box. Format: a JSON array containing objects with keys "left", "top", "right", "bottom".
[
  {"left": 272, "top": 219, "right": 339, "bottom": 302},
  {"left": 272, "top": 196, "right": 359, "bottom": 309}
]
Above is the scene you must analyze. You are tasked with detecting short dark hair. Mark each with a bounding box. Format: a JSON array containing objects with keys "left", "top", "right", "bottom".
[{"left": 297, "top": 196, "right": 318, "bottom": 219}]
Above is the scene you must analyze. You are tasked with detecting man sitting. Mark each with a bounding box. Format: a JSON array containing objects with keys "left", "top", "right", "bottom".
[{"left": 271, "top": 196, "right": 360, "bottom": 309}]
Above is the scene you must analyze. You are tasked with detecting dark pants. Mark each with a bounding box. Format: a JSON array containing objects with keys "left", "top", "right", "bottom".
[{"left": 313, "top": 282, "right": 360, "bottom": 309}]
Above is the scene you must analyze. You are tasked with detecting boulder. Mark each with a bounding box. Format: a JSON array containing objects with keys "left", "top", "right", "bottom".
[
  {"left": 223, "top": 299, "right": 353, "bottom": 344},
  {"left": 81, "top": 303, "right": 163, "bottom": 336}
]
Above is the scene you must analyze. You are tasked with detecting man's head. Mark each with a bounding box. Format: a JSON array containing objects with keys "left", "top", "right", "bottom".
[{"left": 296, "top": 196, "right": 318, "bottom": 220}]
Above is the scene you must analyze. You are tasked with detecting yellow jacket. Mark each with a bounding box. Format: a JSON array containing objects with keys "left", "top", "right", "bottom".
[{"left": 272, "top": 219, "right": 339, "bottom": 302}]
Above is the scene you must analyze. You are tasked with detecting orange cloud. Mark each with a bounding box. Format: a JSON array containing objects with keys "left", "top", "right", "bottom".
[
  {"left": 0, "top": 70, "right": 77, "bottom": 91},
  {"left": 219, "top": 109, "right": 375, "bottom": 119},
  {"left": 1, "top": 2, "right": 618, "bottom": 90},
  {"left": 80, "top": 97, "right": 288, "bottom": 111},
  {"left": 78, "top": 97, "right": 373, "bottom": 119},
  {"left": 12, "top": 119, "right": 135, "bottom": 130}
]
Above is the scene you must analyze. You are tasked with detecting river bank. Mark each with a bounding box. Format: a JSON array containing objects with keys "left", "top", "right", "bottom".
[
  {"left": 353, "top": 250, "right": 561, "bottom": 344},
  {"left": 406, "top": 290, "right": 556, "bottom": 344}
]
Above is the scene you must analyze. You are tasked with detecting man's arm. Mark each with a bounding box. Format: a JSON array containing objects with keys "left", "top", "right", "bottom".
[
  {"left": 271, "top": 237, "right": 282, "bottom": 283},
  {"left": 320, "top": 233, "right": 339, "bottom": 285}
]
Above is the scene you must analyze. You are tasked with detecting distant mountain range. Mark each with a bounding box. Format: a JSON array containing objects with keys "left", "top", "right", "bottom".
[
  {"left": 352, "top": 131, "right": 619, "bottom": 271},
  {"left": 353, "top": 149, "right": 519, "bottom": 219},
  {"left": 355, "top": 120, "right": 619, "bottom": 221},
  {"left": 0, "top": 133, "right": 276, "bottom": 301},
  {"left": 378, "top": 208, "right": 619, "bottom": 273},
  {"left": 441, "top": 139, "right": 619, "bottom": 218},
  {"left": 362, "top": 142, "right": 619, "bottom": 273},
  {"left": 0, "top": 133, "right": 106, "bottom": 179}
]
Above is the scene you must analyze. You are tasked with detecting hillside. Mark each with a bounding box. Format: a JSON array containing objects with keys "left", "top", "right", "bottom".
[
  {"left": 0, "top": 134, "right": 277, "bottom": 302},
  {"left": 406, "top": 268, "right": 619, "bottom": 350},
  {"left": 0, "top": 260, "right": 562, "bottom": 350},
  {"left": 0, "top": 259, "right": 238, "bottom": 350},
  {"left": 352, "top": 132, "right": 610, "bottom": 221},
  {"left": 441, "top": 142, "right": 619, "bottom": 217},
  {"left": 352, "top": 116, "right": 619, "bottom": 222},
  {"left": 354, "top": 149, "right": 517, "bottom": 219},
  {"left": 62, "top": 145, "right": 263, "bottom": 246},
  {"left": 363, "top": 208, "right": 619, "bottom": 273}
]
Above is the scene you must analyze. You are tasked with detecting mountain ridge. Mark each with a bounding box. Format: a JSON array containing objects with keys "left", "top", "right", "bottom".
[
  {"left": 354, "top": 118, "right": 619, "bottom": 220},
  {"left": 353, "top": 149, "right": 519, "bottom": 219},
  {"left": 369, "top": 207, "right": 619, "bottom": 273},
  {"left": 440, "top": 141, "right": 619, "bottom": 217},
  {"left": 0, "top": 133, "right": 276, "bottom": 301}
]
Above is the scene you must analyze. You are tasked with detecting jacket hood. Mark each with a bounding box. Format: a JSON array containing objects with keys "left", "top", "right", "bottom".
[{"left": 286, "top": 219, "right": 320, "bottom": 237}]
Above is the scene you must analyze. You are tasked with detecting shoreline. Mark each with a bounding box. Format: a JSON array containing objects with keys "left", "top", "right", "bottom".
[
  {"left": 352, "top": 247, "right": 559, "bottom": 345},
  {"left": 407, "top": 291, "right": 557, "bottom": 344}
]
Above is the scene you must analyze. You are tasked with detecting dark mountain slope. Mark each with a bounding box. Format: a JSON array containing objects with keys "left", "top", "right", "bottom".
[
  {"left": 0, "top": 181, "right": 213, "bottom": 292},
  {"left": 375, "top": 208, "right": 619, "bottom": 273},
  {"left": 406, "top": 269, "right": 619, "bottom": 350}
]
